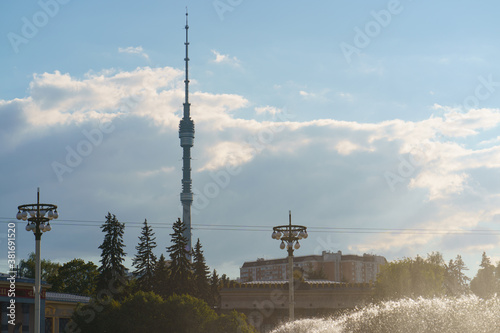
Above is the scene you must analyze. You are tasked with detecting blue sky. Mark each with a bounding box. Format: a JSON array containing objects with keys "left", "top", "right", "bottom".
[{"left": 2, "top": 0, "right": 500, "bottom": 279}]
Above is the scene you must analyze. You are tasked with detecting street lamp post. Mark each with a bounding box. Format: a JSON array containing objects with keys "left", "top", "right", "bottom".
[
  {"left": 271, "top": 211, "right": 307, "bottom": 322},
  {"left": 16, "top": 188, "right": 58, "bottom": 333}
]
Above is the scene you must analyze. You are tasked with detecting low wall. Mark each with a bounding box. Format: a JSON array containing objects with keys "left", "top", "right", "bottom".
[{"left": 220, "top": 281, "right": 373, "bottom": 332}]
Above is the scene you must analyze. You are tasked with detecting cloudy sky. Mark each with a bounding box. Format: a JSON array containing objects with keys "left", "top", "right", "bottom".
[{"left": 2, "top": 0, "right": 500, "bottom": 279}]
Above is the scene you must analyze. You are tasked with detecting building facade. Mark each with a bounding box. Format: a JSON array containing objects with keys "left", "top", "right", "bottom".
[
  {"left": 240, "top": 251, "right": 386, "bottom": 284},
  {"left": 0, "top": 274, "right": 89, "bottom": 333}
]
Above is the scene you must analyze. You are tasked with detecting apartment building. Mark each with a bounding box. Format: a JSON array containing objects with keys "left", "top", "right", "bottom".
[{"left": 240, "top": 251, "right": 386, "bottom": 283}]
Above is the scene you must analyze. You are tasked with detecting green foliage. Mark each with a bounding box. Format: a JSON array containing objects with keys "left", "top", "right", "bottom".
[
  {"left": 70, "top": 292, "right": 256, "bottom": 333},
  {"left": 374, "top": 254, "right": 446, "bottom": 300},
  {"left": 164, "top": 293, "right": 218, "bottom": 332},
  {"left": 210, "top": 269, "right": 220, "bottom": 308},
  {"left": 19, "top": 252, "right": 60, "bottom": 281},
  {"left": 220, "top": 273, "right": 230, "bottom": 287},
  {"left": 132, "top": 219, "right": 157, "bottom": 292},
  {"left": 152, "top": 253, "right": 170, "bottom": 297},
  {"left": 207, "top": 310, "right": 257, "bottom": 333},
  {"left": 48, "top": 258, "right": 98, "bottom": 296},
  {"left": 192, "top": 238, "right": 211, "bottom": 304},
  {"left": 444, "top": 255, "right": 470, "bottom": 296},
  {"left": 166, "top": 218, "right": 192, "bottom": 296},
  {"left": 470, "top": 252, "right": 496, "bottom": 299},
  {"left": 71, "top": 298, "right": 120, "bottom": 332},
  {"left": 98, "top": 212, "right": 127, "bottom": 292}
]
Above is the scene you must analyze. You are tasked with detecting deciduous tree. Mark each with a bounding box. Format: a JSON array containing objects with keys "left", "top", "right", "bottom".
[
  {"left": 374, "top": 255, "right": 446, "bottom": 300},
  {"left": 19, "top": 252, "right": 60, "bottom": 281},
  {"left": 49, "top": 258, "right": 98, "bottom": 296}
]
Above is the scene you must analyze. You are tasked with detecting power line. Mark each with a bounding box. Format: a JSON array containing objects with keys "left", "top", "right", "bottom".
[{"left": 1, "top": 217, "right": 499, "bottom": 235}]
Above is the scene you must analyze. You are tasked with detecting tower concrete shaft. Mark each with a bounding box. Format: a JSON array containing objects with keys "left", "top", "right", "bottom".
[{"left": 179, "top": 11, "right": 194, "bottom": 258}]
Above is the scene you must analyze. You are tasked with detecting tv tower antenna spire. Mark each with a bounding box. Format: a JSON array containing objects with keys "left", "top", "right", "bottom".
[{"left": 179, "top": 8, "right": 195, "bottom": 260}]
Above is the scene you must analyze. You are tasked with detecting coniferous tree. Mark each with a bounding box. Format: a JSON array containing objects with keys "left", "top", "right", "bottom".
[
  {"left": 210, "top": 269, "right": 220, "bottom": 309},
  {"left": 445, "top": 255, "right": 469, "bottom": 296},
  {"left": 471, "top": 252, "right": 496, "bottom": 299},
  {"left": 132, "top": 219, "right": 157, "bottom": 292},
  {"left": 166, "top": 218, "right": 192, "bottom": 296},
  {"left": 153, "top": 253, "right": 170, "bottom": 297},
  {"left": 98, "top": 212, "right": 127, "bottom": 292},
  {"left": 192, "top": 238, "right": 211, "bottom": 303}
]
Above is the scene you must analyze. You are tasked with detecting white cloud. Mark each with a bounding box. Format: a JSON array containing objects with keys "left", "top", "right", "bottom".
[
  {"left": 199, "top": 141, "right": 255, "bottom": 171},
  {"left": 118, "top": 46, "right": 150, "bottom": 61},
  {"left": 211, "top": 50, "right": 241, "bottom": 67},
  {"left": 337, "top": 92, "right": 353, "bottom": 101},
  {"left": 137, "top": 166, "right": 174, "bottom": 177},
  {"left": 409, "top": 171, "right": 469, "bottom": 200},
  {"left": 335, "top": 140, "right": 372, "bottom": 155},
  {"left": 255, "top": 106, "right": 281, "bottom": 115},
  {"left": 4, "top": 66, "right": 500, "bottom": 278}
]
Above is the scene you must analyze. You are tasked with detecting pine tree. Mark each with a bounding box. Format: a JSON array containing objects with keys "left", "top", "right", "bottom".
[
  {"left": 98, "top": 212, "right": 127, "bottom": 292},
  {"left": 471, "top": 252, "right": 496, "bottom": 298},
  {"left": 210, "top": 269, "right": 220, "bottom": 309},
  {"left": 445, "top": 255, "right": 469, "bottom": 296},
  {"left": 192, "top": 238, "right": 211, "bottom": 303},
  {"left": 153, "top": 253, "right": 170, "bottom": 297},
  {"left": 132, "top": 219, "right": 157, "bottom": 292},
  {"left": 166, "top": 218, "right": 192, "bottom": 296}
]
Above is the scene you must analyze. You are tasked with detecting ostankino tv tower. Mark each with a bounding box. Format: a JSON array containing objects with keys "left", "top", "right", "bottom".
[{"left": 179, "top": 11, "right": 194, "bottom": 259}]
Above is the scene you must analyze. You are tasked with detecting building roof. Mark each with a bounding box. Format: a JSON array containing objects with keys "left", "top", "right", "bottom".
[
  {"left": 0, "top": 273, "right": 49, "bottom": 285},
  {"left": 1, "top": 273, "right": 91, "bottom": 304},
  {"left": 241, "top": 251, "right": 386, "bottom": 268},
  {"left": 46, "top": 292, "right": 91, "bottom": 304},
  {"left": 241, "top": 255, "right": 323, "bottom": 268},
  {"left": 241, "top": 280, "right": 342, "bottom": 285}
]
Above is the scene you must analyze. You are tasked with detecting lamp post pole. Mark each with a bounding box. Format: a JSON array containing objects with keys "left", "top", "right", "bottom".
[
  {"left": 271, "top": 211, "right": 307, "bottom": 322},
  {"left": 16, "top": 188, "right": 58, "bottom": 333}
]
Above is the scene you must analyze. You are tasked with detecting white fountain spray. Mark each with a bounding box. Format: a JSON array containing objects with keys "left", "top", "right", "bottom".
[{"left": 271, "top": 295, "right": 500, "bottom": 333}]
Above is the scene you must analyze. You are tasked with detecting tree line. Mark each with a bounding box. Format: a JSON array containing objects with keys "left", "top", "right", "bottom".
[
  {"left": 19, "top": 212, "right": 255, "bottom": 333},
  {"left": 373, "top": 251, "right": 500, "bottom": 301}
]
